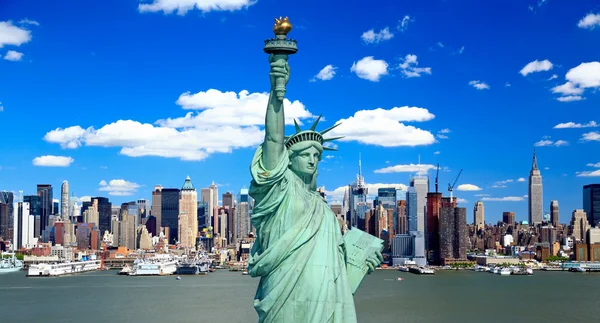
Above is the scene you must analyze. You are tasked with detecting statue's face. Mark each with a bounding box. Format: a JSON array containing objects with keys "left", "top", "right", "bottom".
[{"left": 289, "top": 145, "right": 321, "bottom": 176}]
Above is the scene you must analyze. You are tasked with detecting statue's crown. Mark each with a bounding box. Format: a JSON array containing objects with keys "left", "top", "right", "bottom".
[{"left": 284, "top": 115, "right": 343, "bottom": 151}]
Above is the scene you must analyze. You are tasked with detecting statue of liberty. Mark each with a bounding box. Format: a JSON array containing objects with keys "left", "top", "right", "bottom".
[{"left": 247, "top": 17, "right": 383, "bottom": 323}]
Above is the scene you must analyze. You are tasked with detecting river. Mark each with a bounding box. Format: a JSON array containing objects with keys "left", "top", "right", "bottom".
[{"left": 0, "top": 269, "right": 598, "bottom": 323}]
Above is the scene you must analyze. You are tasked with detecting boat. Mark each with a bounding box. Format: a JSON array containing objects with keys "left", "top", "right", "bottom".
[
  {"left": 176, "top": 276, "right": 182, "bottom": 280},
  {"left": 176, "top": 256, "right": 211, "bottom": 275},
  {"left": 242, "top": 270, "right": 249, "bottom": 275},
  {"left": 118, "top": 264, "right": 132, "bottom": 275},
  {"left": 396, "top": 277, "right": 404, "bottom": 281},
  {"left": 409, "top": 266, "right": 435, "bottom": 275},
  {"left": 398, "top": 266, "right": 409, "bottom": 272},
  {"left": 472, "top": 265, "right": 489, "bottom": 272},
  {"left": 498, "top": 268, "right": 511, "bottom": 276},
  {"left": 27, "top": 260, "right": 101, "bottom": 277},
  {"left": 128, "top": 255, "right": 178, "bottom": 276},
  {"left": 0, "top": 252, "right": 23, "bottom": 274}
]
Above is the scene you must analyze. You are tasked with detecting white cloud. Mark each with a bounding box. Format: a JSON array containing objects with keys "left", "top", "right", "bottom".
[
  {"left": 0, "top": 102, "right": 3, "bottom": 112},
  {"left": 457, "top": 46, "right": 465, "bottom": 54},
  {"left": 361, "top": 27, "right": 394, "bottom": 44},
  {"left": 397, "top": 15, "right": 413, "bottom": 31},
  {"left": 0, "top": 21, "right": 32, "bottom": 48},
  {"left": 556, "top": 95, "right": 584, "bottom": 102},
  {"left": 374, "top": 163, "right": 436, "bottom": 174},
  {"left": 328, "top": 106, "right": 436, "bottom": 147},
  {"left": 311, "top": 65, "right": 337, "bottom": 81},
  {"left": 505, "top": 82, "right": 511, "bottom": 87},
  {"left": 78, "top": 196, "right": 92, "bottom": 203},
  {"left": 576, "top": 170, "right": 600, "bottom": 177},
  {"left": 433, "top": 151, "right": 440, "bottom": 155},
  {"left": 578, "top": 13, "right": 600, "bottom": 29},
  {"left": 437, "top": 42, "right": 444, "bottom": 48},
  {"left": 587, "top": 162, "right": 600, "bottom": 167},
  {"left": 582, "top": 131, "right": 600, "bottom": 142},
  {"left": 456, "top": 198, "right": 468, "bottom": 204},
  {"left": 547, "top": 74, "right": 558, "bottom": 80},
  {"left": 3, "top": 50, "right": 23, "bottom": 61},
  {"left": 534, "top": 139, "right": 569, "bottom": 147},
  {"left": 45, "top": 88, "right": 318, "bottom": 161},
  {"left": 552, "top": 61, "right": 600, "bottom": 101},
  {"left": 138, "top": 0, "right": 255, "bottom": 15},
  {"left": 553, "top": 121, "right": 598, "bottom": 129},
  {"left": 99, "top": 179, "right": 140, "bottom": 196},
  {"left": 475, "top": 194, "right": 490, "bottom": 197},
  {"left": 351, "top": 56, "right": 388, "bottom": 82},
  {"left": 398, "top": 54, "right": 431, "bottom": 78},
  {"left": 469, "top": 80, "right": 490, "bottom": 90},
  {"left": 32, "top": 155, "right": 74, "bottom": 167},
  {"left": 519, "top": 59, "right": 553, "bottom": 76},
  {"left": 481, "top": 196, "right": 525, "bottom": 202},
  {"left": 517, "top": 177, "right": 526, "bottom": 182},
  {"left": 19, "top": 19, "right": 39, "bottom": 26},
  {"left": 438, "top": 128, "right": 451, "bottom": 134},
  {"left": 437, "top": 134, "right": 448, "bottom": 139},
  {"left": 457, "top": 184, "right": 482, "bottom": 191},
  {"left": 491, "top": 179, "right": 513, "bottom": 188},
  {"left": 436, "top": 128, "right": 450, "bottom": 140}
]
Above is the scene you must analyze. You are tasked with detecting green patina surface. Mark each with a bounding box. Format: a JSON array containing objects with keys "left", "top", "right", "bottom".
[{"left": 246, "top": 19, "right": 382, "bottom": 323}]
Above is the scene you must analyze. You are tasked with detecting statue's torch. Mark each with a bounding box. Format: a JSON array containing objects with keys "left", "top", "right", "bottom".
[{"left": 264, "top": 17, "right": 298, "bottom": 101}]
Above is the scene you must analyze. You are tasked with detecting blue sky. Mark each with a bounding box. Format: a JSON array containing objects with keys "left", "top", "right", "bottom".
[{"left": 1, "top": 0, "right": 599, "bottom": 224}]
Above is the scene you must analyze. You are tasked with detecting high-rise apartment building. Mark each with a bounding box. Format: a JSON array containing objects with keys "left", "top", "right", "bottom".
[
  {"left": 92, "top": 197, "right": 112, "bottom": 235},
  {"left": 0, "top": 192, "right": 14, "bottom": 240},
  {"left": 439, "top": 207, "right": 468, "bottom": 264},
  {"left": 37, "top": 184, "right": 53, "bottom": 235},
  {"left": 0, "top": 202, "right": 9, "bottom": 240},
  {"left": 201, "top": 182, "right": 219, "bottom": 229},
  {"left": 474, "top": 201, "right": 484, "bottom": 230},
  {"left": 528, "top": 150, "right": 543, "bottom": 225},
  {"left": 583, "top": 184, "right": 600, "bottom": 227},
  {"left": 179, "top": 176, "right": 198, "bottom": 248},
  {"left": 223, "top": 191, "right": 234, "bottom": 209},
  {"left": 550, "top": 200, "right": 559, "bottom": 227},
  {"left": 61, "top": 180, "right": 69, "bottom": 219}
]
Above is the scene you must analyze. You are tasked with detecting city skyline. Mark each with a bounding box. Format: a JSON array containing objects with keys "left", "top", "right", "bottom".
[{"left": 1, "top": 1, "right": 600, "bottom": 223}]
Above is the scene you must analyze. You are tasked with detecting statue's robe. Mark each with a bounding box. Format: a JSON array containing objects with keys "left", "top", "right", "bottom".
[{"left": 248, "top": 146, "right": 357, "bottom": 323}]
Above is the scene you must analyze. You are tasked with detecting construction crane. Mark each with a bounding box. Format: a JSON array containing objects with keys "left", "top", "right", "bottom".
[
  {"left": 435, "top": 163, "right": 440, "bottom": 193},
  {"left": 448, "top": 169, "right": 463, "bottom": 200}
]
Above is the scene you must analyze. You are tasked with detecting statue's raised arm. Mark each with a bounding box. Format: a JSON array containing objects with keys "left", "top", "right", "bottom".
[{"left": 262, "top": 54, "right": 289, "bottom": 170}]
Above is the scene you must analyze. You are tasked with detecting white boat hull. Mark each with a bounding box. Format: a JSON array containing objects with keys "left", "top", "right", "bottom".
[{"left": 27, "top": 260, "right": 100, "bottom": 277}]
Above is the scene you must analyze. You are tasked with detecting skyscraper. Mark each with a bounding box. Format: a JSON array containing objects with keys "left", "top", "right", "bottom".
[
  {"left": 161, "top": 188, "right": 180, "bottom": 244},
  {"left": 61, "top": 180, "right": 69, "bottom": 219},
  {"left": 528, "top": 150, "right": 543, "bottom": 225},
  {"left": 151, "top": 185, "right": 162, "bottom": 234},
  {"left": 550, "top": 200, "right": 559, "bottom": 227},
  {"left": 473, "top": 201, "right": 484, "bottom": 230},
  {"left": 406, "top": 188, "right": 418, "bottom": 232},
  {"left": 349, "top": 155, "right": 368, "bottom": 230},
  {"left": 37, "top": 184, "right": 53, "bottom": 236},
  {"left": 201, "top": 182, "right": 219, "bottom": 228},
  {"left": 0, "top": 192, "right": 14, "bottom": 240},
  {"left": 439, "top": 207, "right": 468, "bottom": 264},
  {"left": 179, "top": 176, "right": 198, "bottom": 248},
  {"left": 583, "top": 184, "right": 600, "bottom": 227},
  {"left": 410, "top": 176, "right": 428, "bottom": 232},
  {"left": 13, "top": 201, "right": 34, "bottom": 249}
]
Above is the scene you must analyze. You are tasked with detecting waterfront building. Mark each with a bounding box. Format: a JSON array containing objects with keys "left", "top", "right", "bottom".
[
  {"left": 391, "top": 230, "right": 426, "bottom": 266},
  {"left": 583, "top": 184, "right": 600, "bottom": 227},
  {"left": 528, "top": 150, "right": 543, "bottom": 225}
]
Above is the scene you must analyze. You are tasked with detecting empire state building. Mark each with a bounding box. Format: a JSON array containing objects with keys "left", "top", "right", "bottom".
[{"left": 528, "top": 149, "right": 543, "bottom": 225}]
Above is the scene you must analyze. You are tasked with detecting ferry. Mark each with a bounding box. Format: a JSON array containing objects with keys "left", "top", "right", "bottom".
[
  {"left": 129, "top": 255, "right": 178, "bottom": 276},
  {"left": 176, "top": 256, "right": 211, "bottom": 275},
  {"left": 0, "top": 252, "right": 23, "bottom": 274},
  {"left": 27, "top": 260, "right": 101, "bottom": 277}
]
